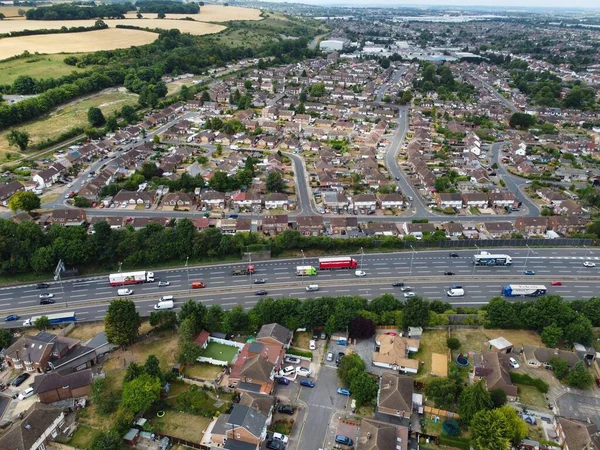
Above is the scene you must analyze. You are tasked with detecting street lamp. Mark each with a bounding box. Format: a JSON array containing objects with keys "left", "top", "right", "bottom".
[
  {"left": 472, "top": 244, "right": 480, "bottom": 277},
  {"left": 578, "top": 245, "right": 591, "bottom": 278},
  {"left": 185, "top": 256, "right": 190, "bottom": 292},
  {"left": 360, "top": 247, "right": 365, "bottom": 268},
  {"left": 523, "top": 244, "right": 532, "bottom": 274},
  {"left": 409, "top": 245, "right": 416, "bottom": 277},
  {"left": 249, "top": 252, "right": 253, "bottom": 286},
  {"left": 301, "top": 249, "right": 306, "bottom": 285}
]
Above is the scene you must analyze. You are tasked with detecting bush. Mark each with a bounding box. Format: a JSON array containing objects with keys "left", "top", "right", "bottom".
[
  {"left": 286, "top": 348, "right": 312, "bottom": 359},
  {"left": 446, "top": 337, "right": 460, "bottom": 350},
  {"left": 510, "top": 372, "right": 549, "bottom": 393}
]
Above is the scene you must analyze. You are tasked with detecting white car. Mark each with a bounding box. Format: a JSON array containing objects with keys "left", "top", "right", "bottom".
[
  {"left": 273, "top": 433, "right": 289, "bottom": 444},
  {"left": 583, "top": 261, "right": 596, "bottom": 267},
  {"left": 280, "top": 366, "right": 295, "bottom": 377},
  {"left": 284, "top": 355, "right": 300, "bottom": 364},
  {"left": 18, "top": 387, "right": 35, "bottom": 400},
  {"left": 157, "top": 281, "right": 170, "bottom": 287},
  {"left": 355, "top": 270, "right": 366, "bottom": 277},
  {"left": 400, "top": 286, "right": 412, "bottom": 292},
  {"left": 296, "top": 367, "right": 311, "bottom": 377},
  {"left": 403, "top": 292, "right": 416, "bottom": 298},
  {"left": 309, "top": 340, "right": 317, "bottom": 350},
  {"left": 509, "top": 357, "right": 520, "bottom": 369}
]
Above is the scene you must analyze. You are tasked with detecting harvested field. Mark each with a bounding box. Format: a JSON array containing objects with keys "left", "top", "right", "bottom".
[
  {"left": 0, "top": 6, "right": 29, "bottom": 17},
  {"left": 0, "top": 28, "right": 157, "bottom": 60},
  {"left": 124, "top": 4, "right": 262, "bottom": 22},
  {"left": 0, "top": 53, "right": 95, "bottom": 84},
  {"left": 0, "top": 88, "right": 138, "bottom": 155}
]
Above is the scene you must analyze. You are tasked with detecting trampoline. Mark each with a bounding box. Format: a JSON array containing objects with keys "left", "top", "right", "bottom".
[
  {"left": 456, "top": 353, "right": 469, "bottom": 367},
  {"left": 443, "top": 419, "right": 459, "bottom": 436}
]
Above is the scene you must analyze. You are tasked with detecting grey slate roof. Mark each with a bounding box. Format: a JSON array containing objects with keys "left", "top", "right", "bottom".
[
  {"left": 256, "top": 323, "right": 291, "bottom": 345},
  {"left": 228, "top": 404, "right": 266, "bottom": 438},
  {"left": 34, "top": 368, "right": 93, "bottom": 394},
  {"left": 0, "top": 403, "right": 63, "bottom": 450}
]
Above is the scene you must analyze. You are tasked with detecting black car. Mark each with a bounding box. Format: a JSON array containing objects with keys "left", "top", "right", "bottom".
[
  {"left": 336, "top": 352, "right": 345, "bottom": 366},
  {"left": 266, "top": 439, "right": 285, "bottom": 450},
  {"left": 40, "top": 299, "right": 55, "bottom": 305},
  {"left": 12, "top": 373, "right": 30, "bottom": 387},
  {"left": 36, "top": 283, "right": 50, "bottom": 289},
  {"left": 312, "top": 329, "right": 319, "bottom": 340},
  {"left": 255, "top": 290, "right": 268, "bottom": 296},
  {"left": 278, "top": 405, "right": 294, "bottom": 415},
  {"left": 392, "top": 282, "right": 405, "bottom": 287},
  {"left": 449, "top": 253, "right": 459, "bottom": 258},
  {"left": 444, "top": 271, "right": 455, "bottom": 276}
]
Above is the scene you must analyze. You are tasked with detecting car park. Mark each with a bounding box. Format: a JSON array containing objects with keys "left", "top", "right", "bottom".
[
  {"left": 12, "top": 373, "right": 30, "bottom": 387},
  {"left": 354, "top": 270, "right": 366, "bottom": 277},
  {"left": 583, "top": 261, "right": 596, "bottom": 267},
  {"left": 300, "top": 379, "right": 315, "bottom": 388},
  {"left": 254, "top": 278, "right": 267, "bottom": 284},
  {"left": 36, "top": 283, "right": 49, "bottom": 289},
  {"left": 255, "top": 290, "right": 268, "bottom": 296},
  {"left": 157, "top": 281, "right": 170, "bottom": 287},
  {"left": 337, "top": 388, "right": 351, "bottom": 396},
  {"left": 509, "top": 357, "right": 520, "bottom": 369},
  {"left": 551, "top": 281, "right": 562, "bottom": 286},
  {"left": 296, "top": 367, "right": 311, "bottom": 377},
  {"left": 278, "top": 404, "right": 295, "bottom": 415},
  {"left": 524, "top": 270, "right": 535, "bottom": 275},
  {"left": 309, "top": 340, "right": 316, "bottom": 350},
  {"left": 335, "top": 435, "right": 354, "bottom": 446},
  {"left": 284, "top": 355, "right": 300, "bottom": 364},
  {"left": 404, "top": 292, "right": 415, "bottom": 298},
  {"left": 392, "top": 282, "right": 404, "bottom": 287},
  {"left": 4, "top": 314, "right": 19, "bottom": 322},
  {"left": 327, "top": 352, "right": 334, "bottom": 362}
]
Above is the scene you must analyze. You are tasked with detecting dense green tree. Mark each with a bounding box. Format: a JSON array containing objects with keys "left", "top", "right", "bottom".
[
  {"left": 87, "top": 107, "right": 106, "bottom": 127},
  {"left": 223, "top": 304, "right": 249, "bottom": 335},
  {"left": 0, "top": 329, "right": 12, "bottom": 349},
  {"left": 457, "top": 380, "right": 493, "bottom": 425},
  {"left": 124, "top": 362, "right": 144, "bottom": 382},
  {"left": 34, "top": 316, "right": 50, "bottom": 330},
  {"left": 563, "top": 315, "right": 593, "bottom": 345},
  {"left": 424, "top": 377, "right": 459, "bottom": 409},
  {"left": 178, "top": 300, "right": 206, "bottom": 332},
  {"left": 470, "top": 409, "right": 511, "bottom": 450},
  {"left": 350, "top": 371, "right": 378, "bottom": 406},
  {"left": 105, "top": 299, "right": 141, "bottom": 346},
  {"left": 90, "top": 377, "right": 118, "bottom": 414},
  {"left": 121, "top": 373, "right": 161, "bottom": 414},
  {"left": 509, "top": 112, "right": 536, "bottom": 129},
  {"left": 309, "top": 82, "right": 325, "bottom": 97},
  {"left": 446, "top": 337, "right": 460, "bottom": 350},
  {"left": 144, "top": 354, "right": 163, "bottom": 382},
  {"left": 568, "top": 361, "right": 594, "bottom": 389},
  {"left": 90, "top": 430, "right": 122, "bottom": 450},
  {"left": 266, "top": 172, "right": 285, "bottom": 193},
  {"left": 7, "top": 129, "right": 30, "bottom": 151},
  {"left": 549, "top": 357, "right": 569, "bottom": 380},
  {"left": 8, "top": 191, "right": 40, "bottom": 213},
  {"left": 490, "top": 389, "right": 507, "bottom": 408},
  {"left": 368, "top": 294, "right": 402, "bottom": 315},
  {"left": 349, "top": 316, "right": 376, "bottom": 339},
  {"left": 541, "top": 323, "right": 563, "bottom": 347},
  {"left": 485, "top": 297, "right": 521, "bottom": 329},
  {"left": 338, "top": 353, "right": 366, "bottom": 386},
  {"left": 402, "top": 296, "right": 430, "bottom": 328}
]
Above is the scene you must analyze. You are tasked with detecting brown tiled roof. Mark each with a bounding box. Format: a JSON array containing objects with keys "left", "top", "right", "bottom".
[{"left": 378, "top": 373, "right": 413, "bottom": 412}]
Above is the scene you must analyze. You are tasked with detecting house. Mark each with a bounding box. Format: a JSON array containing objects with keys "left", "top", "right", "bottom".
[
  {"left": 473, "top": 351, "right": 518, "bottom": 400},
  {"left": 238, "top": 391, "right": 275, "bottom": 419},
  {"left": 33, "top": 369, "right": 93, "bottom": 404},
  {"left": 264, "top": 192, "right": 288, "bottom": 210},
  {"left": 515, "top": 217, "right": 548, "bottom": 236},
  {"left": 210, "top": 404, "right": 267, "bottom": 446},
  {"left": 162, "top": 192, "right": 193, "bottom": 207},
  {"left": 377, "top": 373, "right": 414, "bottom": 418},
  {"left": 462, "top": 193, "right": 489, "bottom": 208},
  {"left": 113, "top": 190, "right": 153, "bottom": 206},
  {"left": 488, "top": 337, "right": 514, "bottom": 354},
  {"left": 329, "top": 217, "right": 359, "bottom": 235},
  {"left": 33, "top": 166, "right": 61, "bottom": 189},
  {"left": 48, "top": 209, "right": 87, "bottom": 226},
  {"left": 372, "top": 334, "right": 420, "bottom": 374},
  {"left": 481, "top": 221, "right": 514, "bottom": 238},
  {"left": 356, "top": 418, "right": 409, "bottom": 450},
  {"left": 0, "top": 181, "right": 25, "bottom": 206},
  {"left": 441, "top": 222, "right": 464, "bottom": 238},
  {"left": 322, "top": 191, "right": 350, "bottom": 209},
  {"left": 352, "top": 193, "right": 378, "bottom": 210},
  {"left": 556, "top": 417, "right": 600, "bottom": 450},
  {"left": 488, "top": 190, "right": 516, "bottom": 208},
  {"left": 0, "top": 403, "right": 66, "bottom": 450},
  {"left": 523, "top": 345, "right": 581, "bottom": 368},
  {"left": 296, "top": 215, "right": 325, "bottom": 236},
  {"left": 437, "top": 193, "right": 463, "bottom": 209},
  {"left": 378, "top": 193, "right": 404, "bottom": 209},
  {"left": 193, "top": 330, "right": 210, "bottom": 350},
  {"left": 536, "top": 188, "right": 568, "bottom": 206},
  {"left": 403, "top": 222, "right": 437, "bottom": 239},
  {"left": 256, "top": 323, "right": 292, "bottom": 348},
  {"left": 261, "top": 215, "right": 289, "bottom": 235},
  {"left": 201, "top": 191, "right": 226, "bottom": 208},
  {"left": 360, "top": 222, "right": 400, "bottom": 237},
  {"left": 557, "top": 199, "right": 586, "bottom": 216},
  {"left": 547, "top": 216, "right": 588, "bottom": 235}
]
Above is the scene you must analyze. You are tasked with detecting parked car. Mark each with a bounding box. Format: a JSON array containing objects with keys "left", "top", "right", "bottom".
[
  {"left": 583, "top": 261, "right": 596, "bottom": 267},
  {"left": 18, "top": 387, "right": 35, "bottom": 400},
  {"left": 280, "top": 366, "right": 295, "bottom": 377},
  {"left": 272, "top": 432, "right": 289, "bottom": 444},
  {"left": 4, "top": 314, "right": 19, "bottom": 322},
  {"left": 326, "top": 352, "right": 334, "bottom": 362},
  {"left": 524, "top": 270, "right": 535, "bottom": 275},
  {"left": 309, "top": 340, "right": 317, "bottom": 350},
  {"left": 296, "top": 367, "right": 311, "bottom": 377},
  {"left": 385, "top": 332, "right": 397, "bottom": 336},
  {"left": 551, "top": 281, "right": 562, "bottom": 286},
  {"left": 300, "top": 379, "right": 315, "bottom": 388},
  {"left": 336, "top": 352, "right": 345, "bottom": 365},
  {"left": 255, "top": 290, "right": 268, "bottom": 296},
  {"left": 509, "top": 357, "right": 520, "bottom": 369},
  {"left": 337, "top": 388, "right": 351, "bottom": 396},
  {"left": 254, "top": 278, "right": 267, "bottom": 284},
  {"left": 266, "top": 440, "right": 284, "bottom": 450},
  {"left": 284, "top": 355, "right": 300, "bottom": 365},
  {"left": 36, "top": 283, "right": 50, "bottom": 289},
  {"left": 354, "top": 270, "right": 366, "bottom": 277},
  {"left": 278, "top": 405, "right": 294, "bottom": 415},
  {"left": 444, "top": 271, "right": 455, "bottom": 276},
  {"left": 335, "top": 435, "right": 354, "bottom": 446},
  {"left": 312, "top": 329, "right": 319, "bottom": 340},
  {"left": 403, "top": 292, "right": 416, "bottom": 298},
  {"left": 157, "top": 281, "right": 170, "bottom": 287},
  {"left": 392, "top": 282, "right": 405, "bottom": 287},
  {"left": 320, "top": 331, "right": 327, "bottom": 340},
  {"left": 12, "top": 373, "right": 30, "bottom": 387},
  {"left": 277, "top": 377, "right": 290, "bottom": 386}
]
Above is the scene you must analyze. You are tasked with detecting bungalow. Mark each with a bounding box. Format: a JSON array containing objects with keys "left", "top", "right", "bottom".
[
  {"left": 442, "top": 222, "right": 464, "bottom": 238},
  {"left": 403, "top": 222, "right": 437, "bottom": 239},
  {"left": 360, "top": 222, "right": 399, "bottom": 237},
  {"left": 377, "top": 373, "right": 414, "bottom": 419},
  {"left": 473, "top": 351, "right": 518, "bottom": 400},
  {"left": 536, "top": 188, "right": 568, "bottom": 206},
  {"left": 162, "top": 192, "right": 193, "bottom": 207},
  {"left": 557, "top": 199, "right": 586, "bottom": 216},
  {"left": 261, "top": 215, "right": 289, "bottom": 235},
  {"left": 322, "top": 191, "right": 349, "bottom": 209},
  {"left": 373, "top": 334, "right": 420, "bottom": 374},
  {"left": 113, "top": 190, "right": 153, "bottom": 206},
  {"left": 523, "top": 345, "right": 581, "bottom": 369},
  {"left": 264, "top": 192, "right": 288, "bottom": 210},
  {"left": 0, "top": 181, "right": 25, "bottom": 206},
  {"left": 329, "top": 217, "right": 359, "bottom": 235},
  {"left": 296, "top": 215, "right": 325, "bottom": 236}
]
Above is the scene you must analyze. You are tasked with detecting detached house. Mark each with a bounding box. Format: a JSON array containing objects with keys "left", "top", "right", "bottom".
[
  {"left": 473, "top": 351, "right": 518, "bottom": 400},
  {"left": 0, "top": 181, "right": 24, "bottom": 206},
  {"left": 377, "top": 373, "right": 414, "bottom": 419},
  {"left": 33, "top": 166, "right": 62, "bottom": 189}
]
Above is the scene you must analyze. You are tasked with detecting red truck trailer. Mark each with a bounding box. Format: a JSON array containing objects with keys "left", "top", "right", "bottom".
[{"left": 318, "top": 257, "right": 358, "bottom": 270}]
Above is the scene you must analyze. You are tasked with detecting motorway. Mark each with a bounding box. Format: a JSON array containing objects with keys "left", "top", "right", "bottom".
[{"left": 1, "top": 248, "right": 599, "bottom": 328}]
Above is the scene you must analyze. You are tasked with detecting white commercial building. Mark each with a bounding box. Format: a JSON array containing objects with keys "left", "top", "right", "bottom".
[{"left": 320, "top": 39, "right": 344, "bottom": 52}]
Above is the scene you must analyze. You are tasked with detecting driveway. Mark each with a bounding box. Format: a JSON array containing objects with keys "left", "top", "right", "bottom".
[
  {"left": 297, "top": 366, "right": 348, "bottom": 450},
  {"left": 556, "top": 392, "right": 600, "bottom": 425}
]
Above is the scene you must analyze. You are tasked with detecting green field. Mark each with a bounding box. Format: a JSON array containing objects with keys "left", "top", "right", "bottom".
[
  {"left": 200, "top": 342, "right": 239, "bottom": 363},
  {"left": 0, "top": 88, "right": 138, "bottom": 155},
  {"left": 0, "top": 53, "right": 95, "bottom": 84}
]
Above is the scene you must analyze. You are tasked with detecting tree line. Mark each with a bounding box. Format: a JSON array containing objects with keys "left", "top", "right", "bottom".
[
  {"left": 137, "top": 1, "right": 200, "bottom": 14},
  {"left": 0, "top": 20, "right": 107, "bottom": 39},
  {"left": 25, "top": 3, "right": 132, "bottom": 20}
]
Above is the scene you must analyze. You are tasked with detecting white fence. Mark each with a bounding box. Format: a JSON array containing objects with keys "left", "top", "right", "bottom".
[
  {"left": 208, "top": 336, "right": 245, "bottom": 349},
  {"left": 197, "top": 357, "right": 229, "bottom": 366}
]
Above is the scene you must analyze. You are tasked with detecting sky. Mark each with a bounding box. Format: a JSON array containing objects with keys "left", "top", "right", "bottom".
[{"left": 273, "top": 0, "right": 600, "bottom": 9}]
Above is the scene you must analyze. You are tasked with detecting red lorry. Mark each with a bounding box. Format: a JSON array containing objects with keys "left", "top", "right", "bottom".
[{"left": 318, "top": 257, "right": 358, "bottom": 270}]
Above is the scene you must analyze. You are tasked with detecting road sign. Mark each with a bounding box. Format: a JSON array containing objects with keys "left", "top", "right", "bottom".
[{"left": 54, "top": 260, "right": 65, "bottom": 281}]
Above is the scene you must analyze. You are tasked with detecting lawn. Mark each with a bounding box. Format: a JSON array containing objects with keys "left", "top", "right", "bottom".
[
  {"left": 449, "top": 328, "right": 543, "bottom": 354},
  {"left": 185, "top": 363, "right": 225, "bottom": 380},
  {"left": 517, "top": 384, "right": 548, "bottom": 409},
  {"left": 0, "top": 88, "right": 138, "bottom": 155},
  {"left": 271, "top": 419, "right": 294, "bottom": 435},
  {"left": 152, "top": 410, "right": 211, "bottom": 443},
  {"left": 292, "top": 331, "right": 312, "bottom": 350},
  {"left": 68, "top": 425, "right": 102, "bottom": 448},
  {"left": 200, "top": 342, "right": 239, "bottom": 363},
  {"left": 416, "top": 330, "right": 448, "bottom": 381},
  {"left": 0, "top": 53, "right": 95, "bottom": 84},
  {"left": 66, "top": 322, "right": 106, "bottom": 342}
]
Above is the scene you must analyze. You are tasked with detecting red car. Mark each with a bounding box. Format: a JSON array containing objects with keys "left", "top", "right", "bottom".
[
  {"left": 551, "top": 281, "right": 562, "bottom": 286},
  {"left": 385, "top": 332, "right": 397, "bottom": 336}
]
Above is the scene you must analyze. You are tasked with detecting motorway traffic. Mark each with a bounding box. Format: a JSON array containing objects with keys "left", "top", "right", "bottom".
[{"left": 1, "top": 248, "right": 599, "bottom": 328}]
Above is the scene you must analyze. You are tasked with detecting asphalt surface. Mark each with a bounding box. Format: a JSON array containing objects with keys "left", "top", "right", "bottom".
[{"left": 1, "top": 248, "right": 599, "bottom": 327}]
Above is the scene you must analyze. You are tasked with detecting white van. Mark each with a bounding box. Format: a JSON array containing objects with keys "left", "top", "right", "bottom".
[
  {"left": 154, "top": 299, "right": 174, "bottom": 310},
  {"left": 159, "top": 295, "right": 174, "bottom": 302},
  {"left": 18, "top": 387, "right": 35, "bottom": 400},
  {"left": 117, "top": 288, "right": 133, "bottom": 296},
  {"left": 305, "top": 284, "right": 319, "bottom": 292},
  {"left": 447, "top": 288, "right": 465, "bottom": 297}
]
